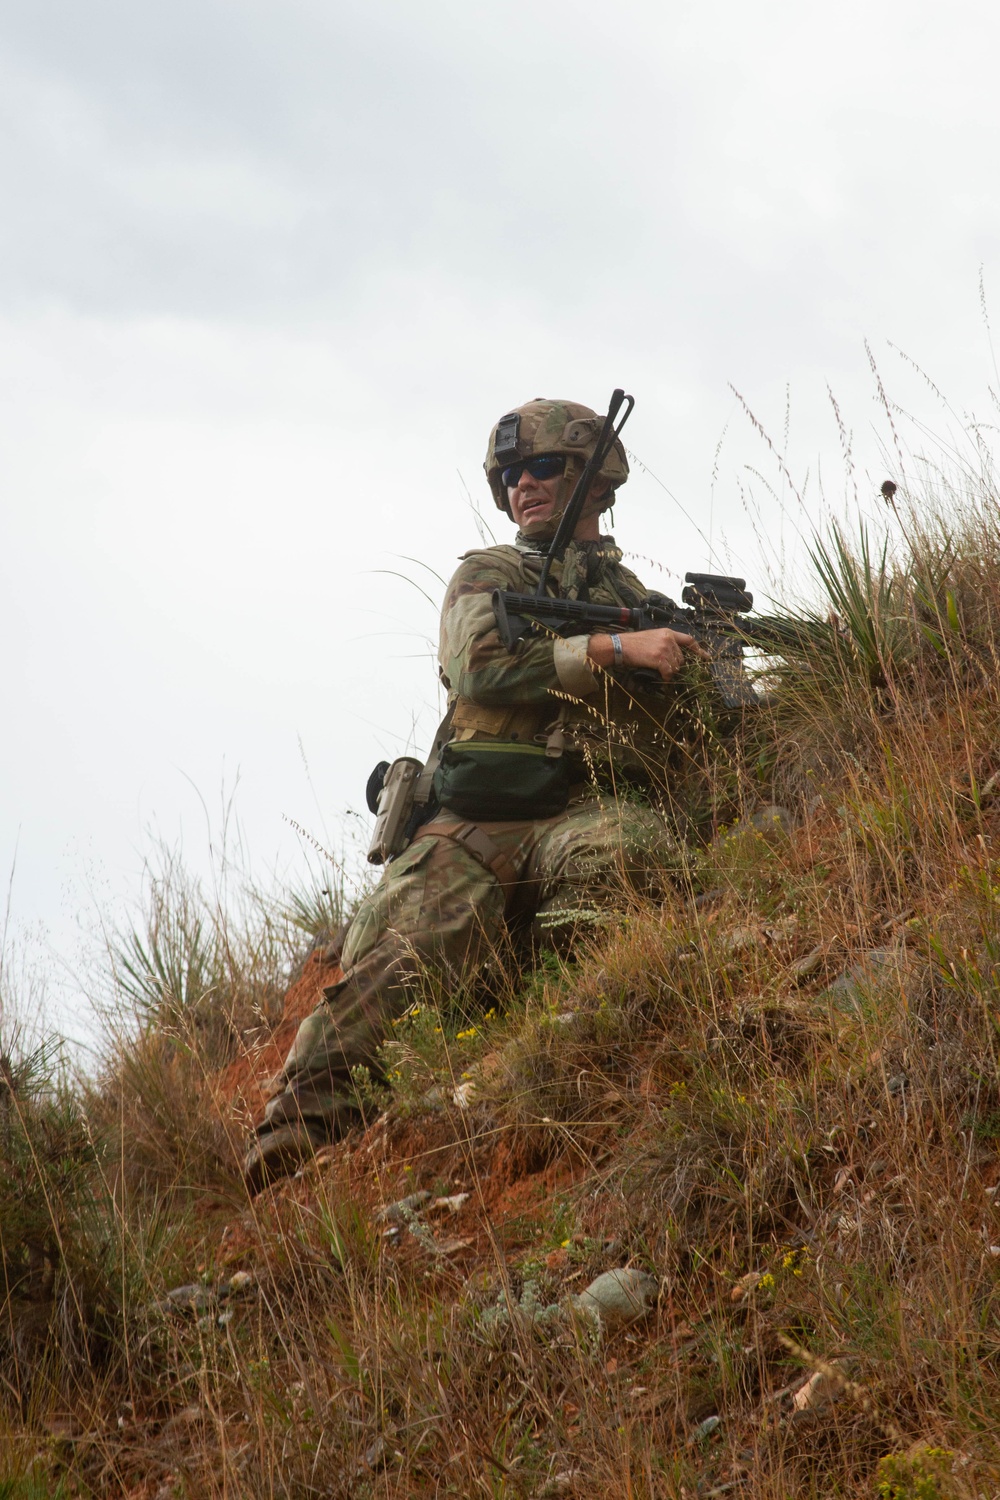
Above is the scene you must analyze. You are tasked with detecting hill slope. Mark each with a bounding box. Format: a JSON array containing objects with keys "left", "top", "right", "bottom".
[{"left": 4, "top": 504, "right": 1000, "bottom": 1498}]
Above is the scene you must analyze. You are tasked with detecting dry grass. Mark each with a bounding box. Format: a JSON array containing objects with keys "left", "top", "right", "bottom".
[{"left": 8, "top": 485, "right": 1000, "bottom": 1496}]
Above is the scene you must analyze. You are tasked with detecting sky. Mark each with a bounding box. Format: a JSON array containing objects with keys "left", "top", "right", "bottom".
[{"left": 3, "top": 0, "right": 1000, "bottom": 1043}]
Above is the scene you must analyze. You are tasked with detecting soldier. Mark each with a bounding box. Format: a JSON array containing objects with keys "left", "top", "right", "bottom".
[{"left": 243, "top": 397, "right": 710, "bottom": 1191}]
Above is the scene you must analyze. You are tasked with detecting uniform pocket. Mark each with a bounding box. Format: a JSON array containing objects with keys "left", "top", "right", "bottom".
[{"left": 386, "top": 837, "right": 437, "bottom": 877}]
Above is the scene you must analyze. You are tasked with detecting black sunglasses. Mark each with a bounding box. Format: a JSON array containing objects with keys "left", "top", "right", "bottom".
[{"left": 501, "top": 453, "right": 567, "bottom": 488}]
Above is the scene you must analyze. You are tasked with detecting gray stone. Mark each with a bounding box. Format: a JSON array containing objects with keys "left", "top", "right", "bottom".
[
  {"left": 377, "top": 1190, "right": 432, "bottom": 1223},
  {"left": 219, "top": 1270, "right": 255, "bottom": 1300},
  {"left": 154, "top": 1284, "right": 216, "bottom": 1316},
  {"left": 822, "top": 946, "right": 906, "bottom": 1012},
  {"left": 790, "top": 945, "right": 825, "bottom": 981},
  {"left": 720, "top": 805, "right": 794, "bottom": 843},
  {"left": 571, "top": 1268, "right": 659, "bottom": 1328}
]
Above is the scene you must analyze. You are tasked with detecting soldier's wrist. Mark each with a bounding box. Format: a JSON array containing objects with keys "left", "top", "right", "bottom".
[{"left": 585, "top": 635, "right": 618, "bottom": 672}]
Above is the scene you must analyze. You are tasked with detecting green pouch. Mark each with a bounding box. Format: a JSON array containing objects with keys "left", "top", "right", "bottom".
[{"left": 432, "top": 741, "right": 571, "bottom": 821}]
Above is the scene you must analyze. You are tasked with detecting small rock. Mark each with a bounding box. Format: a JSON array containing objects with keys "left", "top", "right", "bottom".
[
  {"left": 377, "top": 1190, "right": 431, "bottom": 1223},
  {"left": 429, "top": 1192, "right": 470, "bottom": 1215},
  {"left": 981, "top": 771, "right": 1000, "bottom": 804},
  {"left": 571, "top": 1268, "right": 659, "bottom": 1328},
  {"left": 687, "top": 1414, "right": 721, "bottom": 1444},
  {"left": 717, "top": 925, "right": 761, "bottom": 958},
  {"left": 730, "top": 1271, "right": 763, "bottom": 1302},
  {"left": 155, "top": 1284, "right": 215, "bottom": 1316},
  {"left": 219, "top": 1270, "right": 255, "bottom": 1300},
  {"left": 452, "top": 1081, "right": 477, "bottom": 1108},
  {"left": 790, "top": 945, "right": 825, "bottom": 981},
  {"left": 822, "top": 947, "right": 907, "bottom": 1012},
  {"left": 764, "top": 914, "right": 799, "bottom": 943},
  {"left": 362, "top": 1436, "right": 387, "bottom": 1468},
  {"left": 537, "top": 1471, "right": 579, "bottom": 1498},
  {"left": 433, "top": 1235, "right": 473, "bottom": 1256},
  {"left": 792, "top": 1364, "right": 845, "bottom": 1412}
]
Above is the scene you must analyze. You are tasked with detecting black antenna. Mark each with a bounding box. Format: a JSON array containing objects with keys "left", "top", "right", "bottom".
[{"left": 535, "top": 389, "right": 634, "bottom": 598}]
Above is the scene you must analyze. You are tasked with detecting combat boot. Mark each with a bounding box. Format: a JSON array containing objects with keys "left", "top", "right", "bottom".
[{"left": 242, "top": 1121, "right": 329, "bottom": 1196}]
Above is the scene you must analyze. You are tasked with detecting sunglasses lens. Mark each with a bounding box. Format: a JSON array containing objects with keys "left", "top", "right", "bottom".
[
  {"left": 530, "top": 456, "right": 565, "bottom": 480},
  {"left": 501, "top": 454, "right": 566, "bottom": 487}
]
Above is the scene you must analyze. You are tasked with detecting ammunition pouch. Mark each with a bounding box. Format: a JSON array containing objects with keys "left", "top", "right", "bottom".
[{"left": 432, "top": 741, "right": 570, "bottom": 821}]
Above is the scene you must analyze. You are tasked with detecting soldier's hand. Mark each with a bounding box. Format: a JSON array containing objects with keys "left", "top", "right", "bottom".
[
  {"left": 621, "top": 628, "right": 710, "bottom": 681},
  {"left": 587, "top": 629, "right": 711, "bottom": 682}
]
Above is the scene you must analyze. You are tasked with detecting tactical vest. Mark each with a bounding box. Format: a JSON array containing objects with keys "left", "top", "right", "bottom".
[{"left": 438, "top": 535, "right": 697, "bottom": 796}]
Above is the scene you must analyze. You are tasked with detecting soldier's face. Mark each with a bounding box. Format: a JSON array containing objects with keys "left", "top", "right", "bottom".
[
  {"left": 506, "top": 464, "right": 564, "bottom": 531},
  {"left": 507, "top": 464, "right": 610, "bottom": 538}
]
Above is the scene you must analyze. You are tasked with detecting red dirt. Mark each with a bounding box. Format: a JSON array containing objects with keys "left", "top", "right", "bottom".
[
  {"left": 212, "top": 952, "right": 343, "bottom": 1121},
  {"left": 218, "top": 1101, "right": 597, "bottom": 1276},
  {"left": 209, "top": 952, "right": 598, "bottom": 1276}
]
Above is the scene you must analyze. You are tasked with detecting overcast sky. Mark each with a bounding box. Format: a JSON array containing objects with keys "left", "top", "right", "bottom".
[{"left": 3, "top": 0, "right": 999, "bottom": 1041}]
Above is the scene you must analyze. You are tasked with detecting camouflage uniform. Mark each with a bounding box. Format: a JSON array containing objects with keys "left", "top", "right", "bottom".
[{"left": 260, "top": 533, "right": 691, "bottom": 1139}]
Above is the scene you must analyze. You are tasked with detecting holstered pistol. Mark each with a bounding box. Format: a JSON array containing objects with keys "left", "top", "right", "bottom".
[{"left": 366, "top": 757, "right": 424, "bottom": 864}]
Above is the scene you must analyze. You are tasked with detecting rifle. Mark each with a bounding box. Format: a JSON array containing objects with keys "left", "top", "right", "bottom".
[{"left": 492, "top": 571, "right": 820, "bottom": 709}]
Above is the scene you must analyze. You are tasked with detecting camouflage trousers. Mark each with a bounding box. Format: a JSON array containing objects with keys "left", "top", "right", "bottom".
[{"left": 263, "top": 789, "right": 681, "bottom": 1135}]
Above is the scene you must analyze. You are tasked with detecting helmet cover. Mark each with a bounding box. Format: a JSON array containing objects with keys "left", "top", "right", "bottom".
[{"left": 484, "top": 397, "right": 629, "bottom": 514}]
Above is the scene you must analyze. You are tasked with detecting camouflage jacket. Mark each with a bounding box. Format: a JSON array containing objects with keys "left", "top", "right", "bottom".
[{"left": 438, "top": 532, "right": 700, "bottom": 789}]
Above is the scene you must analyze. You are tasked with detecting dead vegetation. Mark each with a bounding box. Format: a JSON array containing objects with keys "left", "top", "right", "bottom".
[{"left": 7, "top": 482, "right": 1000, "bottom": 1496}]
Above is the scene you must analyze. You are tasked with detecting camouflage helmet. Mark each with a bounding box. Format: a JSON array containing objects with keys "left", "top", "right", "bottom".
[{"left": 484, "top": 397, "right": 630, "bottom": 514}]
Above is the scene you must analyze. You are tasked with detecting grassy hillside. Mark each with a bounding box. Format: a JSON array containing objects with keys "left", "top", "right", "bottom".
[{"left": 4, "top": 491, "right": 1000, "bottom": 1497}]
